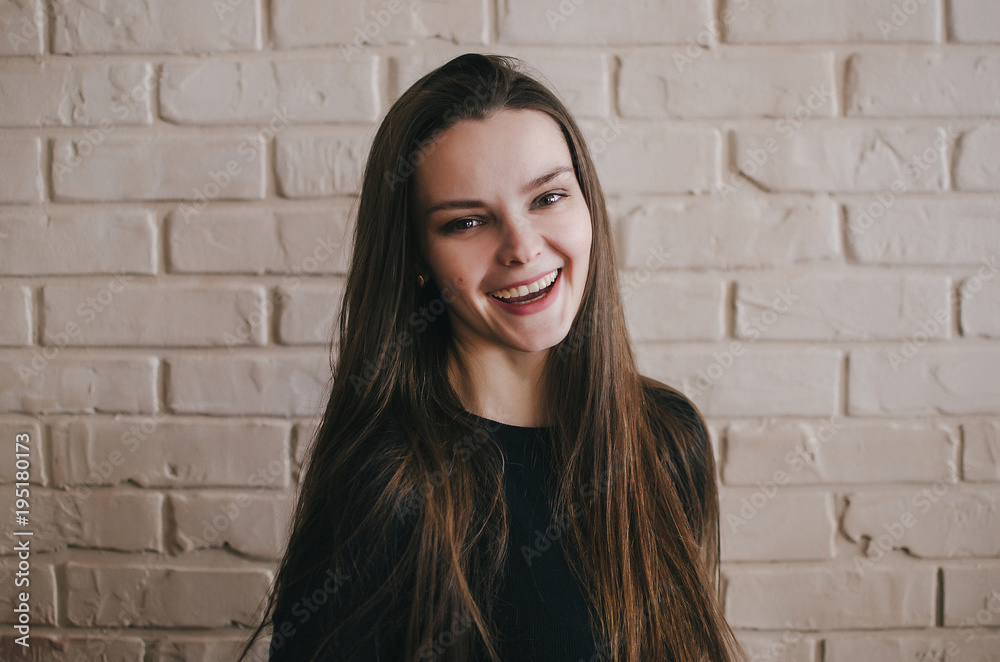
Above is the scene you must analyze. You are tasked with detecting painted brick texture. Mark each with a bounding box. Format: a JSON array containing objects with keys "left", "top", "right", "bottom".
[{"left": 1, "top": 0, "right": 997, "bottom": 658}]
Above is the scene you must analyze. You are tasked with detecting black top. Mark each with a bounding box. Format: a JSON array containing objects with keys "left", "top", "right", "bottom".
[
  {"left": 268, "top": 385, "right": 708, "bottom": 662},
  {"left": 268, "top": 417, "right": 600, "bottom": 662},
  {"left": 481, "top": 417, "right": 600, "bottom": 661}
]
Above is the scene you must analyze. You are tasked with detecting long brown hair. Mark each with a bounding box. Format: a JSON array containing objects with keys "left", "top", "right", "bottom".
[{"left": 239, "top": 53, "right": 742, "bottom": 662}]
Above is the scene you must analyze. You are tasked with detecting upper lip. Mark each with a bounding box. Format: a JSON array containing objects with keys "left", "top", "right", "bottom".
[{"left": 487, "top": 268, "right": 560, "bottom": 293}]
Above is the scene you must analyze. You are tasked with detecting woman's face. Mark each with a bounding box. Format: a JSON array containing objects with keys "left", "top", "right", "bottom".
[{"left": 414, "top": 108, "right": 593, "bottom": 356}]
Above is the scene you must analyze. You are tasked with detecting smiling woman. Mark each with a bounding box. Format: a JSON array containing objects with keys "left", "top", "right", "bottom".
[{"left": 238, "top": 53, "right": 743, "bottom": 662}]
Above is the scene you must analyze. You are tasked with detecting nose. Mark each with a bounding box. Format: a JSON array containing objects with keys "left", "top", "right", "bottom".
[{"left": 497, "top": 214, "right": 543, "bottom": 266}]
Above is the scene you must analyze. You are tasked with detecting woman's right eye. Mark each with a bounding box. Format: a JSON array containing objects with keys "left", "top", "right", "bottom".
[{"left": 446, "top": 218, "right": 482, "bottom": 232}]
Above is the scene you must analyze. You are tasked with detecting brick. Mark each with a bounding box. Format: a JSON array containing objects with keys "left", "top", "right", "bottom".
[
  {"left": 0, "top": 560, "right": 55, "bottom": 625},
  {"left": 275, "top": 131, "right": 370, "bottom": 197},
  {"left": 964, "top": 420, "right": 1000, "bottom": 482},
  {"left": 847, "top": 53, "right": 1000, "bottom": 117},
  {"left": 147, "top": 636, "right": 268, "bottom": 662},
  {"left": 51, "top": 418, "right": 290, "bottom": 488},
  {"left": 0, "top": 357, "right": 157, "bottom": 414},
  {"left": 499, "top": 0, "right": 711, "bottom": 45},
  {"left": 943, "top": 564, "right": 1000, "bottom": 627},
  {"left": 168, "top": 355, "right": 328, "bottom": 416},
  {"left": 42, "top": 284, "right": 267, "bottom": 347},
  {"left": 0, "top": 0, "right": 44, "bottom": 55},
  {"left": 0, "top": 488, "right": 162, "bottom": 553},
  {"left": 586, "top": 122, "right": 718, "bottom": 194},
  {"left": 53, "top": 0, "right": 259, "bottom": 54},
  {"left": 720, "top": 490, "right": 835, "bottom": 561},
  {"left": 825, "top": 633, "right": 1000, "bottom": 661},
  {"left": 272, "top": 0, "right": 486, "bottom": 49},
  {"left": 735, "top": 274, "right": 951, "bottom": 341},
  {"left": 0, "top": 210, "right": 157, "bottom": 275},
  {"left": 52, "top": 136, "right": 266, "bottom": 202},
  {"left": 170, "top": 491, "right": 292, "bottom": 558},
  {"left": 962, "top": 270, "right": 1000, "bottom": 337},
  {"left": 849, "top": 348, "right": 1000, "bottom": 415},
  {"left": 636, "top": 347, "right": 841, "bottom": 417},
  {"left": 732, "top": 127, "right": 946, "bottom": 193},
  {"left": 621, "top": 274, "right": 725, "bottom": 341},
  {"left": 0, "top": 136, "right": 44, "bottom": 202},
  {"left": 721, "top": 0, "right": 940, "bottom": 43},
  {"left": 0, "top": 61, "right": 152, "bottom": 127},
  {"left": 956, "top": 126, "right": 1000, "bottom": 191},
  {"left": 0, "top": 416, "right": 44, "bottom": 484},
  {"left": 510, "top": 53, "right": 610, "bottom": 119},
  {"left": 0, "top": 635, "right": 145, "bottom": 660},
  {"left": 0, "top": 285, "right": 31, "bottom": 346},
  {"left": 65, "top": 563, "right": 272, "bottom": 627},
  {"left": 724, "top": 420, "right": 958, "bottom": 485},
  {"left": 278, "top": 281, "right": 344, "bottom": 345},
  {"left": 735, "top": 632, "right": 818, "bottom": 662},
  {"left": 846, "top": 200, "right": 1000, "bottom": 265},
  {"left": 167, "top": 207, "right": 352, "bottom": 274},
  {"left": 160, "top": 57, "right": 379, "bottom": 124},
  {"left": 950, "top": 0, "right": 1000, "bottom": 42},
  {"left": 621, "top": 52, "right": 836, "bottom": 119},
  {"left": 294, "top": 421, "right": 319, "bottom": 473},
  {"left": 724, "top": 566, "right": 936, "bottom": 629},
  {"left": 844, "top": 489, "right": 1000, "bottom": 558},
  {"left": 616, "top": 197, "right": 840, "bottom": 269},
  {"left": 394, "top": 51, "right": 614, "bottom": 118}
]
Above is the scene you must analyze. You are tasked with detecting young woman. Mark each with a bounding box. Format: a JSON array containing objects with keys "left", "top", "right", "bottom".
[{"left": 239, "top": 53, "right": 742, "bottom": 662}]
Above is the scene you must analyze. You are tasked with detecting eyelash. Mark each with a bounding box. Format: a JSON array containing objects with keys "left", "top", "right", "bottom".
[{"left": 444, "top": 191, "right": 568, "bottom": 233}]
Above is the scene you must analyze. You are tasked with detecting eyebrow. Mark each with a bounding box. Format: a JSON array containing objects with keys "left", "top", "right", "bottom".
[{"left": 423, "top": 165, "right": 574, "bottom": 216}]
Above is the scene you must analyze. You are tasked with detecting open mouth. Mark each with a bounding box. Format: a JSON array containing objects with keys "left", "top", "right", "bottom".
[{"left": 488, "top": 268, "right": 560, "bottom": 305}]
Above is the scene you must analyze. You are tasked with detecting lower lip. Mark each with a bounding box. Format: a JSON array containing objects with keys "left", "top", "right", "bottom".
[{"left": 488, "top": 270, "right": 562, "bottom": 316}]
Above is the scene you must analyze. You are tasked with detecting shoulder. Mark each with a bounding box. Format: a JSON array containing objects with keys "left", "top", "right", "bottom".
[
  {"left": 640, "top": 376, "right": 715, "bottom": 533},
  {"left": 641, "top": 376, "right": 709, "bottom": 450}
]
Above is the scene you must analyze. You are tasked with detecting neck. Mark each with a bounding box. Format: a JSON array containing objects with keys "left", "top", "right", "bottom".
[{"left": 447, "top": 340, "right": 551, "bottom": 428}]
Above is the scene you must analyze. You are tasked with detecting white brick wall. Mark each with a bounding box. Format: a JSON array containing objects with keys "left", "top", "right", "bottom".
[{"left": 0, "top": 0, "right": 997, "bottom": 657}]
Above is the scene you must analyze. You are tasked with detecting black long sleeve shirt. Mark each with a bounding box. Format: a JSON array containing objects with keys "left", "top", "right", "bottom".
[{"left": 268, "top": 416, "right": 600, "bottom": 662}]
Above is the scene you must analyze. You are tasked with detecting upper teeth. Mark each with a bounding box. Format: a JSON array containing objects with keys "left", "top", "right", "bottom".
[{"left": 489, "top": 269, "right": 559, "bottom": 300}]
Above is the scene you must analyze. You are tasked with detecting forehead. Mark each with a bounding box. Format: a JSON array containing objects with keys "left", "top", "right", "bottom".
[{"left": 413, "top": 109, "right": 573, "bottom": 205}]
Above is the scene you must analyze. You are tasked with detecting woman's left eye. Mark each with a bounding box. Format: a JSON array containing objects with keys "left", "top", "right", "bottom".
[{"left": 536, "top": 192, "right": 565, "bottom": 207}]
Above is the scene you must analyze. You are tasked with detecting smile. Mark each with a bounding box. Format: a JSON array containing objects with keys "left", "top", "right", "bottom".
[{"left": 488, "top": 268, "right": 560, "bottom": 305}]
